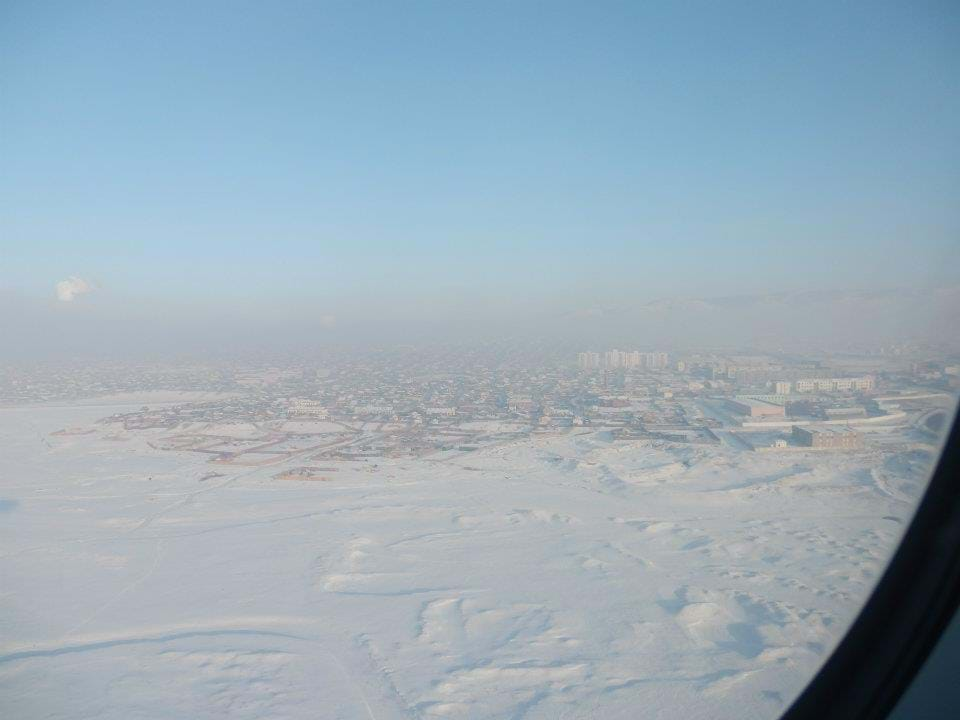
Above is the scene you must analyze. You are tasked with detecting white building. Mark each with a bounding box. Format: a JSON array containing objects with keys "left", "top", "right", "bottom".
[
  {"left": 793, "top": 376, "right": 875, "bottom": 393},
  {"left": 288, "top": 399, "right": 328, "bottom": 419},
  {"left": 354, "top": 404, "right": 394, "bottom": 415},
  {"left": 426, "top": 407, "right": 457, "bottom": 416}
]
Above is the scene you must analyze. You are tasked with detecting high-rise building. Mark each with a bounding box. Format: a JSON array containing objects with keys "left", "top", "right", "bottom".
[
  {"left": 577, "top": 352, "right": 601, "bottom": 370},
  {"left": 603, "top": 350, "right": 622, "bottom": 369},
  {"left": 580, "top": 350, "right": 670, "bottom": 371}
]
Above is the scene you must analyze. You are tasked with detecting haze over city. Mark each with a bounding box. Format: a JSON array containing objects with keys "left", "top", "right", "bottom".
[
  {"left": 2, "top": 1, "right": 959, "bottom": 361},
  {"left": 1, "top": 3, "right": 959, "bottom": 720}
]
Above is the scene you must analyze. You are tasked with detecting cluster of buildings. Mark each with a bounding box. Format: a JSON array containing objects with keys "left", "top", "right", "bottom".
[
  {"left": 577, "top": 350, "right": 670, "bottom": 370},
  {"left": 19, "top": 341, "right": 957, "bottom": 467}
]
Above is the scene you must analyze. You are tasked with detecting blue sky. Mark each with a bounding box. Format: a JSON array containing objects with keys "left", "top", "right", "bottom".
[{"left": 1, "top": 0, "right": 958, "bottom": 317}]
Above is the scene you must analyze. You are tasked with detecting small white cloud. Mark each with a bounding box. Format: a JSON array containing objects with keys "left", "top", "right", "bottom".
[
  {"left": 55, "top": 277, "right": 94, "bottom": 302},
  {"left": 318, "top": 314, "right": 337, "bottom": 328}
]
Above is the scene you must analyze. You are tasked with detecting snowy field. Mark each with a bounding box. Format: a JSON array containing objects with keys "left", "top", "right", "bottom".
[{"left": 0, "top": 404, "right": 935, "bottom": 720}]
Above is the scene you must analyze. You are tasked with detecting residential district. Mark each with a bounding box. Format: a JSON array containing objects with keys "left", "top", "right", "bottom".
[{"left": 2, "top": 343, "right": 955, "bottom": 476}]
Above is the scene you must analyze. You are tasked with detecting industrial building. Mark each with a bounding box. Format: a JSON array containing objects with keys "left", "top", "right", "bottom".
[
  {"left": 724, "top": 397, "right": 786, "bottom": 418},
  {"left": 825, "top": 406, "right": 868, "bottom": 419}
]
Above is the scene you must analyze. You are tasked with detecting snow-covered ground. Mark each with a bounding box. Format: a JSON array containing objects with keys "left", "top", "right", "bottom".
[{"left": 0, "top": 405, "right": 936, "bottom": 719}]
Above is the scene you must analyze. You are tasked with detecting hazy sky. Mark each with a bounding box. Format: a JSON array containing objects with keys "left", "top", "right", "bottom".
[{"left": 1, "top": 1, "right": 958, "bottom": 354}]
